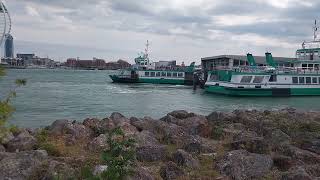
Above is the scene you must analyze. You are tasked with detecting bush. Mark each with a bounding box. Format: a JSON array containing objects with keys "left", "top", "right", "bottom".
[
  {"left": 36, "top": 129, "right": 61, "bottom": 156},
  {"left": 0, "top": 65, "right": 26, "bottom": 141},
  {"left": 100, "top": 127, "right": 136, "bottom": 180}
]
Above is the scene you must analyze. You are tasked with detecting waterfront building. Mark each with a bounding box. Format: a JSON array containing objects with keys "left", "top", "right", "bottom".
[{"left": 4, "top": 34, "right": 13, "bottom": 58}]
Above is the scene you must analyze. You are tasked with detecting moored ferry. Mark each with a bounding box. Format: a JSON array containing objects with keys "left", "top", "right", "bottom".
[
  {"left": 110, "top": 41, "right": 197, "bottom": 85},
  {"left": 205, "top": 21, "right": 320, "bottom": 96}
]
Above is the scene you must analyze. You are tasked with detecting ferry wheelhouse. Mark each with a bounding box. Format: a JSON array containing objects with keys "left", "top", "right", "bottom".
[
  {"left": 109, "top": 41, "right": 196, "bottom": 85},
  {"left": 205, "top": 21, "right": 320, "bottom": 96}
]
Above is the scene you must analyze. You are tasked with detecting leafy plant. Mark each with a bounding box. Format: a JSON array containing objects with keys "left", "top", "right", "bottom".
[
  {"left": 100, "top": 127, "right": 136, "bottom": 180},
  {"left": 0, "top": 65, "right": 26, "bottom": 141}
]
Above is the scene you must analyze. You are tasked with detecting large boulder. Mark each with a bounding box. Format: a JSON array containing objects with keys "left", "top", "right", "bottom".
[
  {"left": 48, "top": 120, "right": 93, "bottom": 139},
  {"left": 87, "top": 134, "right": 109, "bottom": 152},
  {"left": 279, "top": 145, "right": 320, "bottom": 165},
  {"left": 172, "top": 149, "right": 200, "bottom": 169},
  {"left": 110, "top": 112, "right": 130, "bottom": 126},
  {"left": 6, "top": 131, "right": 37, "bottom": 152},
  {"left": 265, "top": 129, "right": 292, "bottom": 148},
  {"left": 1, "top": 132, "right": 14, "bottom": 145},
  {"left": 0, "top": 150, "right": 48, "bottom": 180},
  {"left": 135, "top": 130, "right": 160, "bottom": 147},
  {"left": 217, "top": 150, "right": 273, "bottom": 180},
  {"left": 168, "top": 110, "right": 195, "bottom": 119},
  {"left": 0, "top": 144, "right": 5, "bottom": 152},
  {"left": 182, "top": 136, "right": 215, "bottom": 154},
  {"left": 206, "top": 112, "right": 235, "bottom": 125},
  {"left": 300, "top": 138, "right": 320, "bottom": 155},
  {"left": 136, "top": 145, "right": 167, "bottom": 162},
  {"left": 125, "top": 166, "right": 154, "bottom": 180},
  {"left": 160, "top": 161, "right": 184, "bottom": 180},
  {"left": 174, "top": 115, "right": 211, "bottom": 138},
  {"left": 281, "top": 166, "right": 313, "bottom": 180},
  {"left": 230, "top": 136, "right": 270, "bottom": 154}
]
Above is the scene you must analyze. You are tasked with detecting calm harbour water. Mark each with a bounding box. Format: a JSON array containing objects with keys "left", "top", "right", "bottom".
[{"left": 1, "top": 69, "right": 320, "bottom": 128}]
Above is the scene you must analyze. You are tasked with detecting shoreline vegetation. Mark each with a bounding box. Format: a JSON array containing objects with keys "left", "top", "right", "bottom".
[{"left": 0, "top": 109, "right": 319, "bottom": 179}]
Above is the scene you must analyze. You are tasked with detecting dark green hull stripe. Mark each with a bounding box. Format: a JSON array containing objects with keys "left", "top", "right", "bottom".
[{"left": 205, "top": 85, "right": 320, "bottom": 96}]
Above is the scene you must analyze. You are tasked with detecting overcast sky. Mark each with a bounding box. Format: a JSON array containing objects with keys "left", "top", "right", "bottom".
[{"left": 3, "top": 0, "right": 320, "bottom": 63}]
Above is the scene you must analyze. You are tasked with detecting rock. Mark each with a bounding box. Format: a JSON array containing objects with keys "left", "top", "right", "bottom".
[
  {"left": 230, "top": 136, "right": 270, "bottom": 154},
  {"left": 1, "top": 132, "right": 14, "bottom": 145},
  {"left": 160, "top": 161, "right": 184, "bottom": 180},
  {"left": 118, "top": 122, "right": 138, "bottom": 137},
  {"left": 175, "top": 115, "right": 211, "bottom": 138},
  {"left": 49, "top": 120, "right": 93, "bottom": 139},
  {"left": 93, "top": 165, "right": 108, "bottom": 176},
  {"left": 136, "top": 145, "right": 167, "bottom": 162},
  {"left": 300, "top": 138, "right": 320, "bottom": 155},
  {"left": 282, "top": 166, "right": 313, "bottom": 180},
  {"left": 172, "top": 149, "right": 200, "bottom": 169},
  {"left": 130, "top": 117, "right": 156, "bottom": 132},
  {"left": 0, "top": 150, "right": 48, "bottom": 180},
  {"left": 0, "top": 144, "right": 5, "bottom": 152},
  {"left": 110, "top": 112, "right": 129, "bottom": 126},
  {"left": 305, "top": 164, "right": 320, "bottom": 178},
  {"left": 100, "top": 118, "right": 116, "bottom": 132},
  {"left": 6, "top": 131, "right": 37, "bottom": 152},
  {"left": 88, "top": 134, "right": 109, "bottom": 152},
  {"left": 217, "top": 150, "right": 273, "bottom": 180},
  {"left": 83, "top": 118, "right": 103, "bottom": 133},
  {"left": 48, "top": 119, "right": 69, "bottom": 135},
  {"left": 125, "top": 166, "right": 155, "bottom": 180},
  {"left": 160, "top": 115, "right": 180, "bottom": 124},
  {"left": 280, "top": 145, "right": 320, "bottom": 165},
  {"left": 265, "top": 129, "right": 292, "bottom": 147},
  {"left": 182, "top": 136, "right": 214, "bottom": 154},
  {"left": 273, "top": 155, "right": 295, "bottom": 171},
  {"left": 206, "top": 112, "right": 234, "bottom": 125},
  {"left": 182, "top": 136, "right": 203, "bottom": 155},
  {"left": 135, "top": 130, "right": 159, "bottom": 147},
  {"left": 168, "top": 110, "right": 194, "bottom": 119}
]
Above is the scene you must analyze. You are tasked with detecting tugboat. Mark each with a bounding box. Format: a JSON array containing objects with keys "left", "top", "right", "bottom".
[
  {"left": 109, "top": 41, "right": 197, "bottom": 85},
  {"left": 205, "top": 21, "right": 320, "bottom": 96}
]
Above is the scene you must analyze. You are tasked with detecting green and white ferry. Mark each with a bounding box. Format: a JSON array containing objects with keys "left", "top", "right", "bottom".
[
  {"left": 110, "top": 41, "right": 196, "bottom": 85},
  {"left": 205, "top": 22, "right": 320, "bottom": 96}
]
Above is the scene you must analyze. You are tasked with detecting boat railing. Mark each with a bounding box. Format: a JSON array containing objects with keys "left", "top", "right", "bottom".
[{"left": 231, "top": 66, "right": 320, "bottom": 75}]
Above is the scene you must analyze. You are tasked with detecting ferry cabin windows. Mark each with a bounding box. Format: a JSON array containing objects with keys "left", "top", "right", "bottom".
[
  {"left": 144, "top": 71, "right": 184, "bottom": 78},
  {"left": 299, "top": 77, "right": 305, "bottom": 84},
  {"left": 173, "top": 73, "right": 178, "bottom": 77},
  {"left": 292, "top": 77, "right": 298, "bottom": 84},
  {"left": 253, "top": 76, "right": 264, "bottom": 83},
  {"left": 240, "top": 76, "right": 253, "bottom": 83},
  {"left": 313, "top": 77, "right": 318, "bottom": 84},
  {"left": 306, "top": 77, "right": 311, "bottom": 84}
]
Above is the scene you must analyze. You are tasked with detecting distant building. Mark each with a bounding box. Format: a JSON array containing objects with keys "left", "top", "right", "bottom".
[
  {"left": 65, "top": 58, "right": 108, "bottom": 69},
  {"left": 4, "top": 34, "right": 14, "bottom": 58},
  {"left": 17, "top": 53, "right": 35, "bottom": 65}
]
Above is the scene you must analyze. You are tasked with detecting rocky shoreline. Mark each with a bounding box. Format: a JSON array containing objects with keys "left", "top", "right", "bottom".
[{"left": 0, "top": 109, "right": 319, "bottom": 180}]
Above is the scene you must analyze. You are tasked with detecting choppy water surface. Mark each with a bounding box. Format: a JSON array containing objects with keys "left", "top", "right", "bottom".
[{"left": 0, "top": 69, "right": 319, "bottom": 128}]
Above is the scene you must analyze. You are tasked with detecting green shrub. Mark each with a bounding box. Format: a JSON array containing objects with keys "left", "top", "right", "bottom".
[
  {"left": 211, "top": 125, "right": 224, "bottom": 140},
  {"left": 100, "top": 127, "right": 136, "bottom": 180},
  {"left": 0, "top": 65, "right": 26, "bottom": 141}
]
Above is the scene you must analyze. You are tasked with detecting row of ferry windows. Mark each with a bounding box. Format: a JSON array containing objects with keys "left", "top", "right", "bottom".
[
  {"left": 240, "top": 75, "right": 277, "bottom": 83},
  {"left": 144, "top": 72, "right": 184, "bottom": 77},
  {"left": 292, "top": 77, "right": 320, "bottom": 84}
]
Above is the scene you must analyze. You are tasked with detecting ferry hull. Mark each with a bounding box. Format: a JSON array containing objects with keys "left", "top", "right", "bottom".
[
  {"left": 110, "top": 75, "right": 190, "bottom": 85},
  {"left": 205, "top": 85, "right": 320, "bottom": 97}
]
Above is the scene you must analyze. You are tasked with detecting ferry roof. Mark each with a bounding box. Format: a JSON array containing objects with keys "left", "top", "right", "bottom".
[{"left": 201, "top": 55, "right": 297, "bottom": 64}]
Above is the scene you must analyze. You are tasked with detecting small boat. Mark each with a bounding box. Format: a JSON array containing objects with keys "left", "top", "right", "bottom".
[
  {"left": 205, "top": 21, "right": 320, "bottom": 96},
  {"left": 109, "top": 41, "right": 197, "bottom": 85}
]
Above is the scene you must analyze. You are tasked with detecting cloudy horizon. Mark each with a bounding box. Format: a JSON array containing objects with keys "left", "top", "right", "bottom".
[{"left": 3, "top": 0, "right": 320, "bottom": 64}]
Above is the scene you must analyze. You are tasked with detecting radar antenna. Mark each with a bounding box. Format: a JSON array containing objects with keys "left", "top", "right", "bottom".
[{"left": 313, "top": 20, "right": 319, "bottom": 41}]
